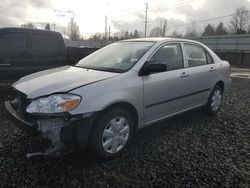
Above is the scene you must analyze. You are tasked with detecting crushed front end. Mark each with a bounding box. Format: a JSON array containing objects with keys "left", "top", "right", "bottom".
[{"left": 4, "top": 89, "right": 93, "bottom": 158}]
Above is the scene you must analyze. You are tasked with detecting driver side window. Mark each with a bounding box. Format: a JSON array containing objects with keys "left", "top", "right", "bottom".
[{"left": 148, "top": 43, "right": 184, "bottom": 71}]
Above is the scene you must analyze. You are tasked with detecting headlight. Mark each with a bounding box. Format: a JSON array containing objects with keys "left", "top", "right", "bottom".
[{"left": 26, "top": 94, "right": 81, "bottom": 114}]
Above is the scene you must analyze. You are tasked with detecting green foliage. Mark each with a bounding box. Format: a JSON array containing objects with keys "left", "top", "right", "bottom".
[
  {"left": 21, "top": 22, "right": 36, "bottom": 29},
  {"left": 45, "top": 23, "right": 50, "bottom": 30},
  {"left": 202, "top": 24, "right": 216, "bottom": 36},
  {"left": 216, "top": 22, "right": 227, "bottom": 35}
]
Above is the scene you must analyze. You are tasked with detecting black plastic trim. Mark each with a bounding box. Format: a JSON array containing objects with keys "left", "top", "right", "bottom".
[
  {"left": 4, "top": 101, "right": 36, "bottom": 133},
  {"left": 145, "top": 88, "right": 211, "bottom": 108}
]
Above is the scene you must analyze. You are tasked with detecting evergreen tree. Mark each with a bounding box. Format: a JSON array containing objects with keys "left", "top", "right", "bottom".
[
  {"left": 124, "top": 30, "right": 129, "bottom": 39},
  {"left": 133, "top": 30, "right": 139, "bottom": 38},
  {"left": 216, "top": 22, "right": 227, "bottom": 35},
  {"left": 202, "top": 24, "right": 216, "bottom": 36},
  {"left": 45, "top": 23, "right": 51, "bottom": 30}
]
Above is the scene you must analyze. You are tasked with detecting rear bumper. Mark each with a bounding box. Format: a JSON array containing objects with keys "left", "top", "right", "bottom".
[{"left": 4, "top": 101, "right": 36, "bottom": 133}]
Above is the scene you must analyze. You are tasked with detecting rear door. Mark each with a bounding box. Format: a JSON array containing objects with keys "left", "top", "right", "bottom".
[
  {"left": 183, "top": 43, "right": 215, "bottom": 106},
  {"left": 31, "top": 32, "right": 66, "bottom": 72},
  {"left": 0, "top": 31, "right": 33, "bottom": 80},
  {"left": 143, "top": 43, "right": 190, "bottom": 124}
]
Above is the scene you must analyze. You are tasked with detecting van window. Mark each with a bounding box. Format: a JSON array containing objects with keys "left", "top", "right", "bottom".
[
  {"left": 32, "top": 34, "right": 61, "bottom": 52},
  {"left": 0, "top": 33, "right": 27, "bottom": 50}
]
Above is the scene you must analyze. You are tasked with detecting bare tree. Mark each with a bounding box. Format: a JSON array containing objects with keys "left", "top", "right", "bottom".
[
  {"left": 230, "top": 7, "right": 250, "bottom": 34},
  {"left": 149, "top": 27, "right": 163, "bottom": 37},
  {"left": 68, "top": 17, "right": 80, "bottom": 41},
  {"left": 185, "top": 21, "right": 199, "bottom": 38},
  {"left": 171, "top": 31, "right": 183, "bottom": 38},
  {"left": 162, "top": 19, "right": 168, "bottom": 37},
  {"left": 21, "top": 22, "right": 36, "bottom": 29}
]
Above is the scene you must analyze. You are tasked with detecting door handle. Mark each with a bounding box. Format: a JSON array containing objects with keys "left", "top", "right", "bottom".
[
  {"left": 0, "top": 64, "right": 11, "bottom": 67},
  {"left": 180, "top": 72, "right": 189, "bottom": 78},
  {"left": 209, "top": 67, "right": 216, "bottom": 72}
]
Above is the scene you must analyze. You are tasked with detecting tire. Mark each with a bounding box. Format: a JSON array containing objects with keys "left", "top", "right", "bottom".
[
  {"left": 89, "top": 108, "right": 134, "bottom": 158},
  {"left": 203, "top": 85, "right": 223, "bottom": 116}
]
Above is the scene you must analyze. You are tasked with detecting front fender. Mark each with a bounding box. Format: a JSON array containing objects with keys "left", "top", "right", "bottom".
[{"left": 68, "top": 73, "right": 144, "bottom": 123}]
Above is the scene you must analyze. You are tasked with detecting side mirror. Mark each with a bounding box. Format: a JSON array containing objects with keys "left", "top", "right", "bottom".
[{"left": 140, "top": 63, "right": 167, "bottom": 76}]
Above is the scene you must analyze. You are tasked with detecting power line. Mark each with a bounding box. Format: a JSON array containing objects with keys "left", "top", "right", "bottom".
[
  {"left": 148, "top": 0, "right": 191, "bottom": 11},
  {"left": 168, "top": 10, "right": 250, "bottom": 30},
  {"left": 108, "top": 0, "right": 190, "bottom": 17}
]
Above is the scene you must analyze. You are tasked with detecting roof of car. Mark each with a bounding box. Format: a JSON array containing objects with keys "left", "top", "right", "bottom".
[{"left": 123, "top": 37, "right": 200, "bottom": 43}]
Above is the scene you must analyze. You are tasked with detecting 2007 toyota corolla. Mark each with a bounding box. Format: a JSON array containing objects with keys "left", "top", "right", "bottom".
[{"left": 5, "top": 38, "right": 231, "bottom": 158}]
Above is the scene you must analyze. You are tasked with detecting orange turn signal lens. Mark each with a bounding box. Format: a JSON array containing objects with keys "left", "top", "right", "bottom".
[{"left": 59, "top": 99, "right": 81, "bottom": 111}]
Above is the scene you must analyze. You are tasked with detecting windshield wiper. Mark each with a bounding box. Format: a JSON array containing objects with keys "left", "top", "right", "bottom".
[{"left": 73, "top": 65, "right": 124, "bottom": 73}]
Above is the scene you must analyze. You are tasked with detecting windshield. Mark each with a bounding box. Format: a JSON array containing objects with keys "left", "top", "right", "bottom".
[{"left": 76, "top": 41, "right": 154, "bottom": 73}]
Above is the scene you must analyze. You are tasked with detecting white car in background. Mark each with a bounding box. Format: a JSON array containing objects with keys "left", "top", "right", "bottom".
[{"left": 5, "top": 38, "right": 231, "bottom": 158}]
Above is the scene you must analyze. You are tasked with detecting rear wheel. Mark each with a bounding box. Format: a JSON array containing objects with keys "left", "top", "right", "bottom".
[
  {"left": 89, "top": 108, "right": 134, "bottom": 158},
  {"left": 203, "top": 85, "right": 223, "bottom": 115}
]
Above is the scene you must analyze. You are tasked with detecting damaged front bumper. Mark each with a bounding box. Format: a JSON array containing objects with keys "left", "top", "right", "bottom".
[
  {"left": 5, "top": 101, "right": 36, "bottom": 133},
  {"left": 4, "top": 100, "right": 95, "bottom": 158}
]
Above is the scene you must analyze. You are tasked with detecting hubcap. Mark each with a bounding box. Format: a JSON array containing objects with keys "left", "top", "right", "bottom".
[
  {"left": 102, "top": 116, "right": 130, "bottom": 154},
  {"left": 211, "top": 89, "right": 222, "bottom": 111}
]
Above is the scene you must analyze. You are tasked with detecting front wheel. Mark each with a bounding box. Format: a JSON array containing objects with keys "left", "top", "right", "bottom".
[
  {"left": 89, "top": 108, "right": 134, "bottom": 158},
  {"left": 203, "top": 85, "right": 223, "bottom": 115}
]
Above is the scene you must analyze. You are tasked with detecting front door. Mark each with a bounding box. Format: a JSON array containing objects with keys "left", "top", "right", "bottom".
[{"left": 143, "top": 43, "right": 190, "bottom": 124}]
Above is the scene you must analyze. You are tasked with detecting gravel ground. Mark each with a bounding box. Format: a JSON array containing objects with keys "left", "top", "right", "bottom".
[{"left": 0, "top": 78, "right": 249, "bottom": 188}]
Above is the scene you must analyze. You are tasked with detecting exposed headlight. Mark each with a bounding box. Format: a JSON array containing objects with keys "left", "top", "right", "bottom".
[{"left": 26, "top": 94, "right": 81, "bottom": 114}]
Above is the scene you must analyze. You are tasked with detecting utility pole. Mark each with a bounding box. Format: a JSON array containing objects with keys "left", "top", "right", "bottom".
[
  {"left": 108, "top": 26, "right": 111, "bottom": 40},
  {"left": 105, "top": 15, "right": 108, "bottom": 40},
  {"left": 144, "top": 3, "right": 148, "bottom": 38}
]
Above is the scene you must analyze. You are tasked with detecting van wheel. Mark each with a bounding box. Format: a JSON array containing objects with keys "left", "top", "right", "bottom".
[
  {"left": 89, "top": 108, "right": 134, "bottom": 158},
  {"left": 203, "top": 85, "right": 223, "bottom": 115}
]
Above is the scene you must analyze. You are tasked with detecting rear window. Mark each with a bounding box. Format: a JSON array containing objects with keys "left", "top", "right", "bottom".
[
  {"left": 0, "top": 33, "right": 27, "bottom": 50},
  {"left": 184, "top": 44, "right": 207, "bottom": 67},
  {"left": 32, "top": 34, "right": 61, "bottom": 52}
]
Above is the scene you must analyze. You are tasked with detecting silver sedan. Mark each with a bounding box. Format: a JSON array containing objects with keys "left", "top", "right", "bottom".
[{"left": 5, "top": 38, "right": 231, "bottom": 158}]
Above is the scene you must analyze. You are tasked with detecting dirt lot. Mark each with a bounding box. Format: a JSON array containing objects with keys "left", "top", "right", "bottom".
[{"left": 0, "top": 78, "right": 249, "bottom": 188}]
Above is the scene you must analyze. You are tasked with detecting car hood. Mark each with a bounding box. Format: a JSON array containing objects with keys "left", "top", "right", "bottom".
[{"left": 13, "top": 66, "right": 120, "bottom": 99}]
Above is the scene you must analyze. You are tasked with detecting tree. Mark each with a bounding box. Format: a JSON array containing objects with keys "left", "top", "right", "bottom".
[
  {"left": 230, "top": 7, "right": 250, "bottom": 34},
  {"left": 171, "top": 31, "right": 182, "bottom": 38},
  {"left": 129, "top": 32, "right": 133, "bottom": 39},
  {"left": 124, "top": 30, "right": 129, "bottom": 39},
  {"left": 45, "top": 23, "right": 50, "bottom": 30},
  {"left": 162, "top": 19, "right": 168, "bottom": 37},
  {"left": 216, "top": 22, "right": 228, "bottom": 35},
  {"left": 149, "top": 27, "right": 162, "bottom": 37},
  {"left": 67, "top": 17, "right": 80, "bottom": 41},
  {"left": 21, "top": 22, "right": 36, "bottom": 29},
  {"left": 133, "top": 30, "right": 139, "bottom": 38},
  {"left": 185, "top": 21, "right": 199, "bottom": 38},
  {"left": 248, "top": 25, "right": 250, "bottom": 34},
  {"left": 202, "top": 24, "right": 216, "bottom": 36}
]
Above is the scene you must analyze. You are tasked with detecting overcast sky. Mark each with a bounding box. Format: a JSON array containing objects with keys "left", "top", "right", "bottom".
[{"left": 1, "top": 0, "right": 250, "bottom": 37}]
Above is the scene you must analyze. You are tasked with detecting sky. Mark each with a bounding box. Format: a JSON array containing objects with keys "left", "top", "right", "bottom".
[{"left": 1, "top": 0, "right": 250, "bottom": 38}]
